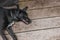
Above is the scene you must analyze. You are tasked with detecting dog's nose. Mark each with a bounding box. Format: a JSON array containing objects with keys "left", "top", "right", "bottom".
[{"left": 28, "top": 19, "right": 32, "bottom": 24}]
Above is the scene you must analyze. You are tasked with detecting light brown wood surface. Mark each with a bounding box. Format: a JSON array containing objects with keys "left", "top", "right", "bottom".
[
  {"left": 19, "top": 0, "right": 60, "bottom": 9},
  {"left": 26, "top": 7, "right": 60, "bottom": 19},
  {"left": 1, "top": 0, "right": 60, "bottom": 40},
  {"left": 1, "top": 28, "right": 60, "bottom": 40},
  {"left": 11, "top": 17, "right": 60, "bottom": 33}
]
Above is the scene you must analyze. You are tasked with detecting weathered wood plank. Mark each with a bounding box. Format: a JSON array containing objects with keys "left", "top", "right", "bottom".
[
  {"left": 25, "top": 7, "right": 60, "bottom": 19},
  {"left": 10, "top": 17, "right": 60, "bottom": 33},
  {"left": 43, "top": 0, "right": 60, "bottom": 8},
  {"left": 19, "top": 0, "right": 33, "bottom": 2},
  {"left": 19, "top": 1, "right": 43, "bottom": 9},
  {"left": 2, "top": 28, "right": 60, "bottom": 40},
  {"left": 19, "top": 0, "right": 60, "bottom": 9}
]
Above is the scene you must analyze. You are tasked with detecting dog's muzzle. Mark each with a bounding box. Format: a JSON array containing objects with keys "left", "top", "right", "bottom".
[{"left": 22, "top": 18, "right": 32, "bottom": 25}]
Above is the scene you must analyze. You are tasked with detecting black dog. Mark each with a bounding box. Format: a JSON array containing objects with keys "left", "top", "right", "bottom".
[{"left": 0, "top": 5, "right": 31, "bottom": 40}]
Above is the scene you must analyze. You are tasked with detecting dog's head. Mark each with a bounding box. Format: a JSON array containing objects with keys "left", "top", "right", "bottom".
[{"left": 15, "top": 7, "right": 31, "bottom": 24}]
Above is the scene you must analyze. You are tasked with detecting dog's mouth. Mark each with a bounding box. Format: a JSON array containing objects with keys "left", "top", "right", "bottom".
[{"left": 22, "top": 19, "right": 31, "bottom": 25}]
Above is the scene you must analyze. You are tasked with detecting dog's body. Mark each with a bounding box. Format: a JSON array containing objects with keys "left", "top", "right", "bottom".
[{"left": 0, "top": 6, "right": 31, "bottom": 40}]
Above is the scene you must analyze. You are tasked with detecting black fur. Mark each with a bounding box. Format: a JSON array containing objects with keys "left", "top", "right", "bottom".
[
  {"left": 0, "top": 0, "right": 18, "bottom": 7},
  {"left": 0, "top": 5, "right": 31, "bottom": 40}
]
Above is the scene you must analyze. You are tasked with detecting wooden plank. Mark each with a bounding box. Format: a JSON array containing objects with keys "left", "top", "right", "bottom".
[
  {"left": 19, "top": 0, "right": 33, "bottom": 2},
  {"left": 43, "top": 0, "right": 60, "bottom": 8},
  {"left": 1, "top": 28, "right": 60, "bottom": 40},
  {"left": 19, "top": 1, "right": 43, "bottom": 9},
  {"left": 19, "top": 0, "right": 60, "bottom": 9},
  {"left": 25, "top": 7, "right": 60, "bottom": 19},
  {"left": 9, "top": 17, "right": 60, "bottom": 33}
]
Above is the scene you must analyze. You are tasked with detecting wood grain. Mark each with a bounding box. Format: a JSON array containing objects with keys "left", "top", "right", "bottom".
[
  {"left": 43, "top": 0, "right": 60, "bottom": 8},
  {"left": 19, "top": 0, "right": 60, "bottom": 9},
  {"left": 19, "top": 1, "right": 42, "bottom": 9},
  {"left": 19, "top": 0, "right": 33, "bottom": 2},
  {"left": 24, "top": 7, "right": 60, "bottom": 19},
  {"left": 2, "top": 28, "right": 60, "bottom": 40}
]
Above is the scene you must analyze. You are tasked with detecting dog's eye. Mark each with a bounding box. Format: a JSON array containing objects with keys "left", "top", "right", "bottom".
[
  {"left": 24, "top": 15, "right": 28, "bottom": 17},
  {"left": 19, "top": 13, "right": 24, "bottom": 17}
]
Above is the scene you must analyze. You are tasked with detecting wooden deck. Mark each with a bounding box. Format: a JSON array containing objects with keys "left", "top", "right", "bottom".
[{"left": 1, "top": 0, "right": 60, "bottom": 40}]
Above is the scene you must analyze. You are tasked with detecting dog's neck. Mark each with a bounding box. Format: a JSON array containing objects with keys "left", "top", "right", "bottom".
[{"left": 10, "top": 10, "right": 17, "bottom": 20}]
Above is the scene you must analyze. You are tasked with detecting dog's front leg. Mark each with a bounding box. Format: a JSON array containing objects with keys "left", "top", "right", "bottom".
[
  {"left": 6, "top": 21, "right": 17, "bottom": 40},
  {"left": 0, "top": 30, "right": 8, "bottom": 40}
]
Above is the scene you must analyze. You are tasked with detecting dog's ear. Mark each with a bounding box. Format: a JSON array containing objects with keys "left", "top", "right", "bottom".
[{"left": 23, "top": 6, "right": 28, "bottom": 11}]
